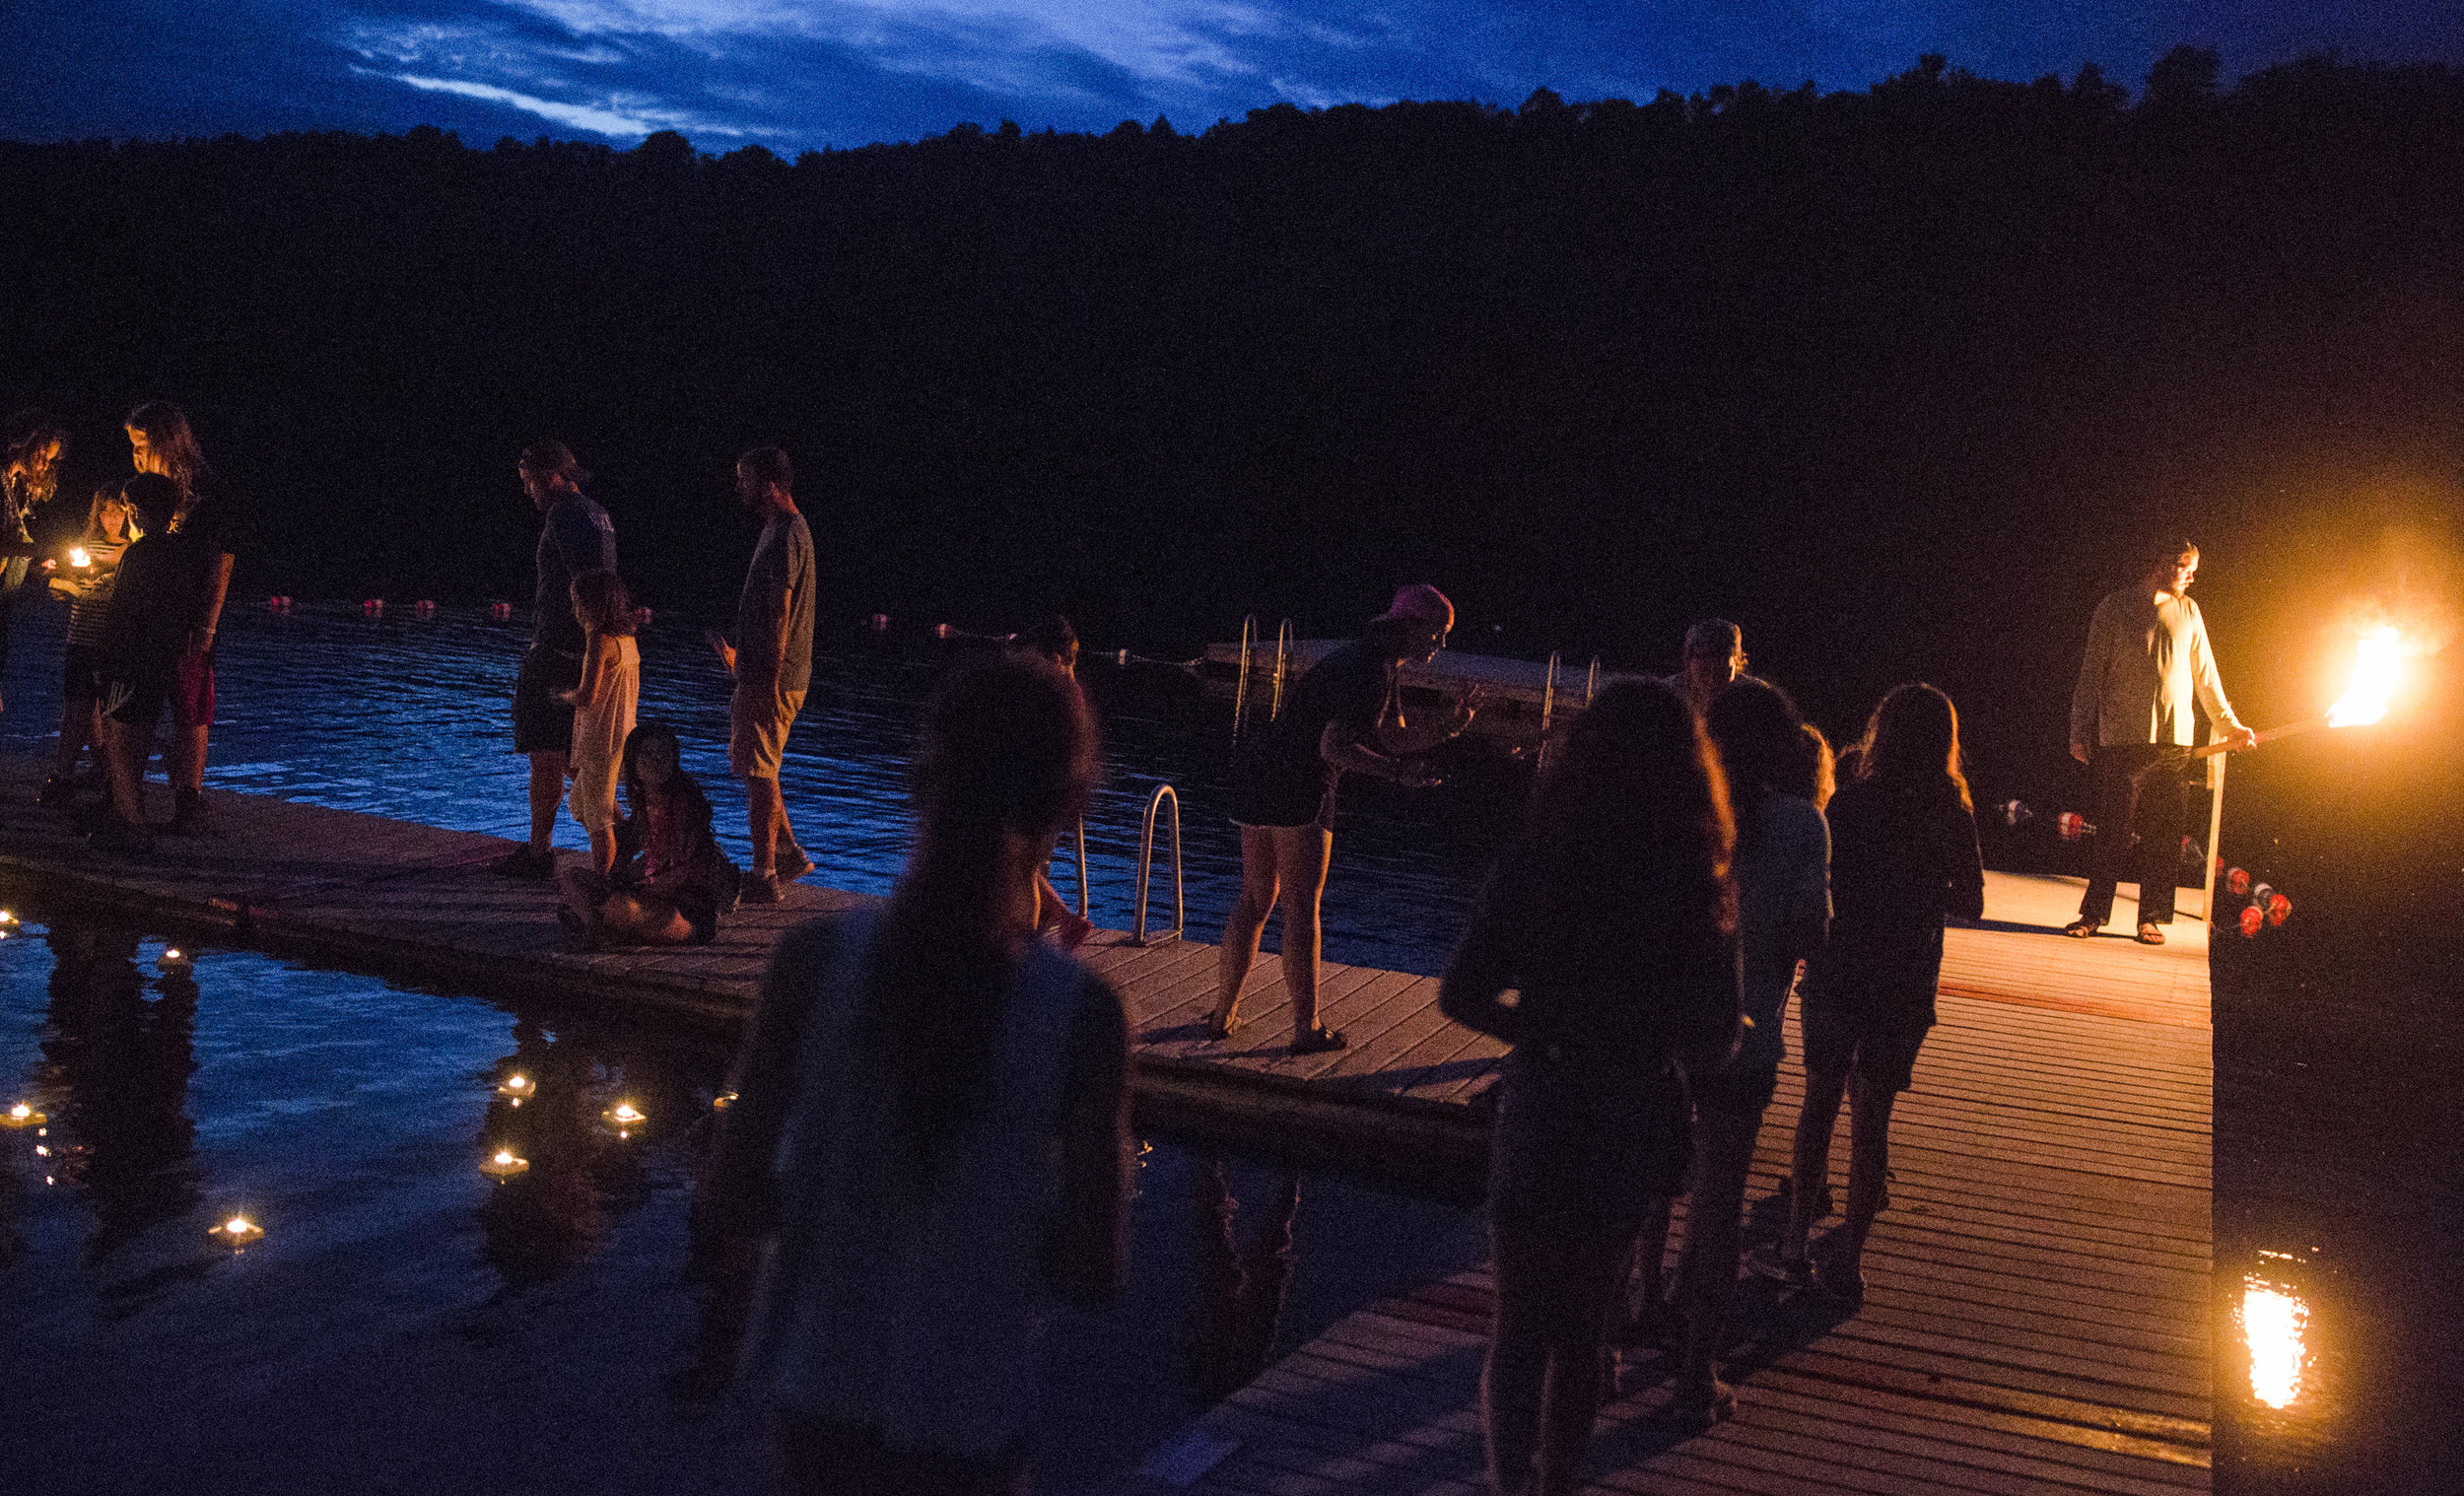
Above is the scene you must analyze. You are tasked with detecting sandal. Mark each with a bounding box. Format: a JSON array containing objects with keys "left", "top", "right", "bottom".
[
  {"left": 2062, "top": 919, "right": 2098, "bottom": 938},
  {"left": 1291, "top": 1025, "right": 1348, "bottom": 1055},
  {"left": 2136, "top": 922, "right": 2166, "bottom": 946}
]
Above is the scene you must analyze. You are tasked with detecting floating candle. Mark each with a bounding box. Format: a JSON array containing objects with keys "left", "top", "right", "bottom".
[
  {"left": 215, "top": 1215, "right": 264, "bottom": 1246},
  {"left": 158, "top": 948, "right": 193, "bottom": 972},
  {"left": 602, "top": 1101, "right": 646, "bottom": 1137},
  {"left": 497, "top": 1073, "right": 531, "bottom": 1096},
  {"left": 711, "top": 1091, "right": 738, "bottom": 1111},
  {"left": 2, "top": 1102, "right": 45, "bottom": 1128},
  {"left": 479, "top": 1149, "right": 531, "bottom": 1179}
]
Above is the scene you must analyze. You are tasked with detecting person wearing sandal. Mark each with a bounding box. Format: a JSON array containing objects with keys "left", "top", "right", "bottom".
[
  {"left": 2065, "top": 538, "right": 2254, "bottom": 943},
  {"left": 1441, "top": 680, "right": 1742, "bottom": 1474},
  {"left": 1207, "top": 584, "right": 1479, "bottom": 1055}
]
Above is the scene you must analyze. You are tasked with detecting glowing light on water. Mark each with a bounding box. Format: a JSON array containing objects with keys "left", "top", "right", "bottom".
[
  {"left": 2326, "top": 627, "right": 2402, "bottom": 728},
  {"left": 2242, "top": 1276, "right": 2310, "bottom": 1409},
  {"left": 2, "top": 1102, "right": 44, "bottom": 1128}
]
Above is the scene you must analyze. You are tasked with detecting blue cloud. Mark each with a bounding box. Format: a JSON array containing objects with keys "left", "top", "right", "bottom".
[{"left": 3, "top": 0, "right": 2459, "bottom": 150}]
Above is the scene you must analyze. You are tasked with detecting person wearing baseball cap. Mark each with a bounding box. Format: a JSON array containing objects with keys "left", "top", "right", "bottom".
[
  {"left": 1207, "top": 583, "right": 1481, "bottom": 1054},
  {"left": 1666, "top": 618, "right": 1749, "bottom": 718}
]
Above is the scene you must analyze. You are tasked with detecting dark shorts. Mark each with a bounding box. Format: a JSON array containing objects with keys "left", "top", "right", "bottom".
[
  {"left": 62, "top": 643, "right": 107, "bottom": 701},
  {"left": 1487, "top": 1046, "right": 1691, "bottom": 1234},
  {"left": 512, "top": 647, "right": 582, "bottom": 755},
  {"left": 1801, "top": 995, "right": 1933, "bottom": 1094},
  {"left": 171, "top": 651, "right": 215, "bottom": 729},
  {"left": 1228, "top": 768, "right": 1334, "bottom": 831},
  {"left": 101, "top": 667, "right": 171, "bottom": 732}
]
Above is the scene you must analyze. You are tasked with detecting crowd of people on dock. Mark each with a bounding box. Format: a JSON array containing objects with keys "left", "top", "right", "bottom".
[{"left": 2, "top": 408, "right": 2245, "bottom": 1495}]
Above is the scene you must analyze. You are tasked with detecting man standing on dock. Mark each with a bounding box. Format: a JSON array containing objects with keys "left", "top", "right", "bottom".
[
  {"left": 714, "top": 445, "right": 815, "bottom": 903},
  {"left": 2065, "top": 538, "right": 2254, "bottom": 943},
  {"left": 492, "top": 442, "right": 615, "bottom": 879},
  {"left": 1665, "top": 619, "right": 1751, "bottom": 717}
]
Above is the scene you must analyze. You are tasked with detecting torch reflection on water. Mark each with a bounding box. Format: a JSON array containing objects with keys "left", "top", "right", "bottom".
[{"left": 2241, "top": 1271, "right": 2311, "bottom": 1410}]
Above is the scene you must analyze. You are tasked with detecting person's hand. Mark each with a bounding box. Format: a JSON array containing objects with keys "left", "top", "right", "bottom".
[
  {"left": 707, "top": 629, "right": 736, "bottom": 677},
  {"left": 1449, "top": 686, "right": 1485, "bottom": 734},
  {"left": 185, "top": 624, "right": 216, "bottom": 656},
  {"left": 2224, "top": 721, "right": 2258, "bottom": 751},
  {"left": 2070, "top": 742, "right": 2091, "bottom": 766},
  {"left": 38, "top": 559, "right": 55, "bottom": 574},
  {"left": 555, "top": 687, "right": 580, "bottom": 706}
]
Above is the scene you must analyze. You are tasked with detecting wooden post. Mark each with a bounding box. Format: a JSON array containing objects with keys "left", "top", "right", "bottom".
[{"left": 2200, "top": 748, "right": 2226, "bottom": 924}]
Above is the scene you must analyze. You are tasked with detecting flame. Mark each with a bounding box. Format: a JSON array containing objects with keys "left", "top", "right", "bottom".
[
  {"left": 2327, "top": 627, "right": 2401, "bottom": 727},
  {"left": 2242, "top": 1278, "right": 2309, "bottom": 1409},
  {"left": 68, "top": 547, "right": 90, "bottom": 568}
]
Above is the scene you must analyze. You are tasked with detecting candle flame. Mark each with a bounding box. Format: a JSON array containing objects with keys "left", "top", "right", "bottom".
[
  {"left": 611, "top": 1103, "right": 643, "bottom": 1123},
  {"left": 2327, "top": 626, "right": 2402, "bottom": 727},
  {"left": 69, "top": 547, "right": 91, "bottom": 568},
  {"left": 9, "top": 1103, "right": 28, "bottom": 1120},
  {"left": 224, "top": 1215, "right": 258, "bottom": 1237},
  {"left": 494, "top": 1150, "right": 514, "bottom": 1165},
  {"left": 2242, "top": 1277, "right": 2309, "bottom": 1409}
]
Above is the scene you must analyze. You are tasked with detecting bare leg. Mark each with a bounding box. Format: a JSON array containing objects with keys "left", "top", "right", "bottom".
[
  {"left": 527, "top": 749, "right": 569, "bottom": 855},
  {"left": 1677, "top": 1096, "right": 1765, "bottom": 1407},
  {"left": 169, "top": 722, "right": 209, "bottom": 794},
  {"left": 584, "top": 822, "right": 617, "bottom": 876},
  {"left": 1534, "top": 1234, "right": 1634, "bottom": 1496},
  {"left": 599, "top": 891, "right": 695, "bottom": 944},
  {"left": 1779, "top": 1065, "right": 1850, "bottom": 1265},
  {"left": 1839, "top": 1072, "right": 1898, "bottom": 1266},
  {"left": 1210, "top": 827, "right": 1281, "bottom": 1033},
  {"left": 104, "top": 718, "right": 150, "bottom": 824},
  {"left": 1484, "top": 1227, "right": 1551, "bottom": 1496},
  {"left": 1275, "top": 825, "right": 1334, "bottom": 1040},
  {"left": 745, "top": 773, "right": 785, "bottom": 878}
]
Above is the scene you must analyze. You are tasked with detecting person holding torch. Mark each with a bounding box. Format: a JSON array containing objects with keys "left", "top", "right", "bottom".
[{"left": 2065, "top": 538, "right": 2255, "bottom": 943}]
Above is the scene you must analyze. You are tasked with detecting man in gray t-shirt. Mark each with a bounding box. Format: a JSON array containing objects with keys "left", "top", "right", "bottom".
[{"left": 714, "top": 446, "right": 816, "bottom": 902}]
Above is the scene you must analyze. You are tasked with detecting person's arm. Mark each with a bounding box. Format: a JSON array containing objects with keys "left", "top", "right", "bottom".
[
  {"left": 1943, "top": 800, "right": 1986, "bottom": 923},
  {"left": 187, "top": 552, "right": 234, "bottom": 655},
  {"left": 1375, "top": 686, "right": 1484, "bottom": 757},
  {"left": 2189, "top": 604, "right": 2255, "bottom": 748},
  {"left": 1439, "top": 875, "right": 1528, "bottom": 1045},
  {"left": 560, "top": 632, "right": 608, "bottom": 707},
  {"left": 1320, "top": 718, "right": 1443, "bottom": 788},
  {"left": 1778, "top": 802, "right": 1832, "bottom": 966},
  {"left": 2070, "top": 597, "right": 2113, "bottom": 763},
  {"left": 1049, "top": 974, "right": 1131, "bottom": 1307}
]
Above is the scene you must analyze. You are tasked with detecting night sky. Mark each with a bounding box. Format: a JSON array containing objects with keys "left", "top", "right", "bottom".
[{"left": 8, "top": 1, "right": 2460, "bottom": 151}]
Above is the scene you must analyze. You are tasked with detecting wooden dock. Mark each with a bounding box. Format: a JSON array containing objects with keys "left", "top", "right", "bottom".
[{"left": 0, "top": 758, "right": 2213, "bottom": 1492}]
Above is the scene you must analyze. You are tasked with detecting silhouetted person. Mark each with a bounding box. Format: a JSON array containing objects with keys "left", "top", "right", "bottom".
[
  {"left": 1441, "top": 680, "right": 1740, "bottom": 1495},
  {"left": 126, "top": 403, "right": 247, "bottom": 837},
  {"left": 712, "top": 445, "right": 815, "bottom": 903},
  {"left": 1, "top": 410, "right": 69, "bottom": 717},
  {"left": 41, "top": 484, "right": 140, "bottom": 806},
  {"left": 2065, "top": 538, "right": 2253, "bottom": 942},
  {"left": 1210, "top": 584, "right": 1480, "bottom": 1054},
  {"left": 1664, "top": 618, "right": 1751, "bottom": 718},
  {"left": 710, "top": 653, "right": 1129, "bottom": 1496},
  {"left": 492, "top": 442, "right": 616, "bottom": 878},
  {"left": 1627, "top": 678, "right": 1829, "bottom": 1424},
  {"left": 1756, "top": 684, "right": 1982, "bottom": 1303},
  {"left": 39, "top": 921, "right": 200, "bottom": 1258},
  {"left": 1020, "top": 615, "right": 1094, "bottom": 952},
  {"left": 91, "top": 475, "right": 213, "bottom": 856}
]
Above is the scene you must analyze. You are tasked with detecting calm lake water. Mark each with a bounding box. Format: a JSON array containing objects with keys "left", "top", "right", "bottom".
[{"left": 0, "top": 599, "right": 1498, "bottom": 1494}]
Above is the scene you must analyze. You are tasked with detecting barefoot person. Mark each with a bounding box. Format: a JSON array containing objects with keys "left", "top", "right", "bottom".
[
  {"left": 713, "top": 445, "right": 814, "bottom": 904},
  {"left": 91, "top": 475, "right": 212, "bottom": 856},
  {"left": 1756, "top": 684, "right": 1982, "bottom": 1303},
  {"left": 126, "top": 403, "right": 247, "bottom": 836},
  {"left": 1440, "top": 680, "right": 1740, "bottom": 1492},
  {"left": 559, "top": 722, "right": 735, "bottom": 946},
  {"left": 1, "top": 411, "right": 69, "bottom": 716},
  {"left": 1208, "top": 584, "right": 1479, "bottom": 1054},
  {"left": 2065, "top": 538, "right": 2254, "bottom": 942},
  {"left": 492, "top": 442, "right": 616, "bottom": 878},
  {"left": 709, "top": 653, "right": 1129, "bottom": 1496}
]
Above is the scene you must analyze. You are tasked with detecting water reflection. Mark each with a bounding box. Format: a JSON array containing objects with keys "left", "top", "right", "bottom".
[
  {"left": 1186, "top": 1153, "right": 1300, "bottom": 1406},
  {"left": 34, "top": 922, "right": 199, "bottom": 1258},
  {"left": 2242, "top": 1261, "right": 2313, "bottom": 1411}
]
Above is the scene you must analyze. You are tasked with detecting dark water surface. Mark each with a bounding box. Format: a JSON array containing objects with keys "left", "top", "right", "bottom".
[{"left": 0, "top": 601, "right": 1501, "bottom": 1493}]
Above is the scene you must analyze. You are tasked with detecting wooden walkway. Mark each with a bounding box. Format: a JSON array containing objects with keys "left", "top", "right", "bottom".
[
  {"left": 0, "top": 757, "right": 2213, "bottom": 1492},
  {"left": 1128, "top": 874, "right": 2213, "bottom": 1495}
]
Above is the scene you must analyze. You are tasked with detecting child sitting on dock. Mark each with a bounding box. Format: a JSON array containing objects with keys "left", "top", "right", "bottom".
[
  {"left": 91, "top": 473, "right": 213, "bottom": 854},
  {"left": 559, "top": 721, "right": 736, "bottom": 946},
  {"left": 39, "top": 484, "right": 142, "bottom": 807},
  {"left": 557, "top": 568, "right": 639, "bottom": 875}
]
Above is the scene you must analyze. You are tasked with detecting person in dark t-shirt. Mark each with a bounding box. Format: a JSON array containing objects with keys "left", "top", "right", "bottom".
[
  {"left": 491, "top": 441, "right": 617, "bottom": 878},
  {"left": 1205, "top": 584, "right": 1481, "bottom": 1054},
  {"left": 92, "top": 474, "right": 213, "bottom": 855},
  {"left": 126, "top": 401, "right": 245, "bottom": 837}
]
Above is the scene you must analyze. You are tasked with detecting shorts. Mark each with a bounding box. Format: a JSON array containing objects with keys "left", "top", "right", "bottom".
[
  {"left": 1801, "top": 995, "right": 1933, "bottom": 1094},
  {"left": 1486, "top": 1045, "right": 1691, "bottom": 1234},
  {"left": 729, "top": 681, "right": 806, "bottom": 780},
  {"left": 101, "top": 667, "right": 171, "bottom": 731},
  {"left": 171, "top": 651, "right": 215, "bottom": 729},
  {"left": 62, "top": 643, "right": 107, "bottom": 701},
  {"left": 1228, "top": 767, "right": 1335, "bottom": 831},
  {"left": 512, "top": 647, "right": 582, "bottom": 755}
]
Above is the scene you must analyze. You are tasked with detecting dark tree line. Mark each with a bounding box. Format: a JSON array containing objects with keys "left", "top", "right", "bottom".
[{"left": 3, "top": 48, "right": 2460, "bottom": 789}]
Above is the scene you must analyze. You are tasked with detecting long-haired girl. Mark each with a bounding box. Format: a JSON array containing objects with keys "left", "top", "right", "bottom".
[
  {"left": 558, "top": 568, "right": 639, "bottom": 875},
  {"left": 40, "top": 485, "right": 142, "bottom": 804}
]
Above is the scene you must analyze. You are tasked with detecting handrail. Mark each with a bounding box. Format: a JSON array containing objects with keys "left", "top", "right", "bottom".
[
  {"left": 1585, "top": 655, "right": 1601, "bottom": 706},
  {"left": 1270, "top": 619, "right": 1292, "bottom": 720},
  {"left": 1232, "top": 615, "right": 1258, "bottom": 742},
  {"left": 1067, "top": 816, "right": 1088, "bottom": 917},
  {"left": 1132, "top": 783, "right": 1184, "bottom": 946},
  {"left": 1537, "top": 650, "right": 1561, "bottom": 770}
]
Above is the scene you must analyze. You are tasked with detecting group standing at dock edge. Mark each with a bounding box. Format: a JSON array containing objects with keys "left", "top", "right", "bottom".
[{"left": 2, "top": 409, "right": 2248, "bottom": 1496}]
